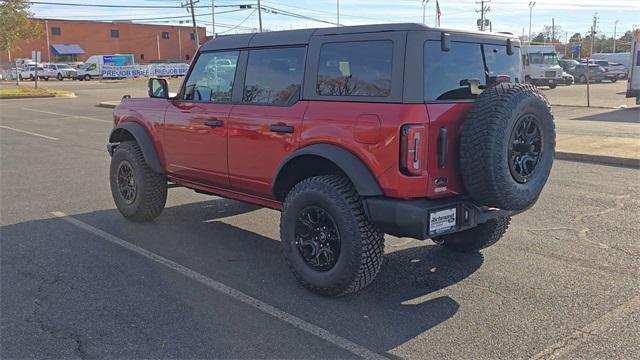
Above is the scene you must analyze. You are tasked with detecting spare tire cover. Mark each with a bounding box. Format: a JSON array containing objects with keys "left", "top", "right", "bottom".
[{"left": 459, "top": 83, "right": 555, "bottom": 211}]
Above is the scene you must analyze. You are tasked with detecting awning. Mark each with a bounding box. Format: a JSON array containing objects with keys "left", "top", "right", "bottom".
[{"left": 50, "top": 44, "right": 86, "bottom": 56}]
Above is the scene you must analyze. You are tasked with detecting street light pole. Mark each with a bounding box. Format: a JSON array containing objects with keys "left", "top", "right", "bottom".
[
  {"left": 212, "top": 0, "right": 216, "bottom": 38},
  {"left": 528, "top": 1, "right": 536, "bottom": 43},
  {"left": 612, "top": 21, "right": 618, "bottom": 53},
  {"left": 337, "top": 0, "right": 340, "bottom": 26}
]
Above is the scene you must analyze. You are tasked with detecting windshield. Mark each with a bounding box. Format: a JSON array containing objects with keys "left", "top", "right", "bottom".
[{"left": 529, "top": 53, "right": 558, "bottom": 65}]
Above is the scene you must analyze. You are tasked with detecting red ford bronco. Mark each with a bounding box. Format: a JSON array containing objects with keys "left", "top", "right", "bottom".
[{"left": 108, "top": 24, "right": 555, "bottom": 296}]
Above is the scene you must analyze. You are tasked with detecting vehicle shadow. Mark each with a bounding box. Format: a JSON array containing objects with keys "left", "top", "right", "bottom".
[
  {"left": 4, "top": 198, "right": 483, "bottom": 357},
  {"left": 572, "top": 107, "right": 640, "bottom": 123}
]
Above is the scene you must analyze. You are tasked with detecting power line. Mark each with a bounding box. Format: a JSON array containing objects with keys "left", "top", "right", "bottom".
[{"left": 28, "top": 1, "right": 247, "bottom": 9}]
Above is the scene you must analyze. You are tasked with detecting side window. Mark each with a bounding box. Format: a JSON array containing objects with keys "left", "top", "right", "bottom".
[
  {"left": 483, "top": 44, "right": 522, "bottom": 83},
  {"left": 243, "top": 47, "right": 305, "bottom": 105},
  {"left": 182, "top": 51, "right": 239, "bottom": 102},
  {"left": 424, "top": 41, "right": 485, "bottom": 101},
  {"left": 317, "top": 40, "right": 392, "bottom": 97}
]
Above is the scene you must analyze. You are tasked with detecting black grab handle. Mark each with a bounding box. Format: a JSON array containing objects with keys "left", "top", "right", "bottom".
[
  {"left": 270, "top": 125, "right": 294, "bottom": 133},
  {"left": 204, "top": 119, "right": 224, "bottom": 127}
]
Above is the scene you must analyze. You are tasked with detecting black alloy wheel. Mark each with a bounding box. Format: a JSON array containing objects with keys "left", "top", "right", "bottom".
[
  {"left": 295, "top": 206, "right": 341, "bottom": 271},
  {"left": 116, "top": 160, "right": 137, "bottom": 204},
  {"left": 508, "top": 114, "right": 543, "bottom": 183}
]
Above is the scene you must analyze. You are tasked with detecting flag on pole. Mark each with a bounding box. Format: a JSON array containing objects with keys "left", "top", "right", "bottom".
[{"left": 436, "top": 0, "right": 441, "bottom": 27}]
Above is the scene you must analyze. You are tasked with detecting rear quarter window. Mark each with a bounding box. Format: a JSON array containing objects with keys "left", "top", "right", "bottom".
[{"left": 317, "top": 40, "right": 392, "bottom": 97}]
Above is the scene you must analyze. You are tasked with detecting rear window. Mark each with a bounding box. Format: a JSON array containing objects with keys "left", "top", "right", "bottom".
[
  {"left": 317, "top": 40, "right": 392, "bottom": 97},
  {"left": 424, "top": 41, "right": 521, "bottom": 101}
]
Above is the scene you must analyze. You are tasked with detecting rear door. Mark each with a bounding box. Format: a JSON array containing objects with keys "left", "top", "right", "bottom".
[
  {"left": 227, "top": 47, "right": 307, "bottom": 197},
  {"left": 163, "top": 50, "right": 240, "bottom": 187}
]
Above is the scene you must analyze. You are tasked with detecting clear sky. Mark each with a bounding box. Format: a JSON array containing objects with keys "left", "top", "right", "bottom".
[{"left": 28, "top": 0, "right": 640, "bottom": 40}]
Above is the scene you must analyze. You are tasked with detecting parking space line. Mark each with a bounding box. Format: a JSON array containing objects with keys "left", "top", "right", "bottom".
[
  {"left": 0, "top": 125, "right": 59, "bottom": 141},
  {"left": 22, "top": 107, "right": 112, "bottom": 123},
  {"left": 50, "top": 211, "right": 388, "bottom": 360},
  {"left": 529, "top": 294, "right": 640, "bottom": 359}
]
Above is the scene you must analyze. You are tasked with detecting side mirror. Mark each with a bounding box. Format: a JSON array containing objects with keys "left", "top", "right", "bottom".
[
  {"left": 148, "top": 78, "right": 168, "bottom": 98},
  {"left": 506, "top": 38, "right": 514, "bottom": 55}
]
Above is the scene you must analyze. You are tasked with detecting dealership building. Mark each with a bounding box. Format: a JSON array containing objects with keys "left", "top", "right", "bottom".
[{"left": 1, "top": 18, "right": 207, "bottom": 64}]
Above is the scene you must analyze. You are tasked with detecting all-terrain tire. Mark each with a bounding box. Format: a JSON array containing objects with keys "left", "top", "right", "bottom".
[
  {"left": 432, "top": 216, "right": 511, "bottom": 252},
  {"left": 459, "top": 83, "right": 555, "bottom": 211},
  {"left": 110, "top": 141, "right": 167, "bottom": 222},
  {"left": 280, "top": 175, "right": 385, "bottom": 296}
]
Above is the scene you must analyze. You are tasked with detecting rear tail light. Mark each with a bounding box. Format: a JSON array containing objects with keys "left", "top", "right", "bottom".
[{"left": 400, "top": 124, "right": 426, "bottom": 176}]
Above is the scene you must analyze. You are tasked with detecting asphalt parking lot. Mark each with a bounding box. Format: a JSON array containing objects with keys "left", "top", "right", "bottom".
[{"left": 1, "top": 81, "right": 639, "bottom": 359}]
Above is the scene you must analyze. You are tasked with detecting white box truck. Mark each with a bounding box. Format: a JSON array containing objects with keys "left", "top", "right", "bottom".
[
  {"left": 626, "top": 35, "right": 640, "bottom": 105},
  {"left": 522, "top": 45, "right": 564, "bottom": 89},
  {"left": 76, "top": 54, "right": 134, "bottom": 80}
]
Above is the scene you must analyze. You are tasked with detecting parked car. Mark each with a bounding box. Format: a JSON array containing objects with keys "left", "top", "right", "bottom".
[
  {"left": 43, "top": 63, "right": 77, "bottom": 81},
  {"left": 566, "top": 64, "right": 606, "bottom": 83},
  {"left": 18, "top": 65, "right": 45, "bottom": 81},
  {"left": 107, "top": 23, "right": 555, "bottom": 296},
  {"left": 560, "top": 71, "right": 574, "bottom": 85},
  {"left": 582, "top": 59, "right": 625, "bottom": 81}
]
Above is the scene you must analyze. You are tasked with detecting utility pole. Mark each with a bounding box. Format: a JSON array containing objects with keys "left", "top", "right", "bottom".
[
  {"left": 45, "top": 20, "right": 51, "bottom": 62},
  {"left": 590, "top": 13, "right": 598, "bottom": 57},
  {"left": 212, "top": 0, "right": 215, "bottom": 38},
  {"left": 613, "top": 20, "right": 619, "bottom": 53},
  {"left": 551, "top": 18, "right": 555, "bottom": 43},
  {"left": 422, "top": 0, "right": 429, "bottom": 26},
  {"left": 528, "top": 1, "right": 536, "bottom": 43},
  {"left": 257, "top": 0, "right": 263, "bottom": 32},
  {"left": 476, "top": 0, "right": 491, "bottom": 31},
  {"left": 182, "top": 0, "right": 200, "bottom": 48},
  {"left": 337, "top": 0, "right": 340, "bottom": 26}
]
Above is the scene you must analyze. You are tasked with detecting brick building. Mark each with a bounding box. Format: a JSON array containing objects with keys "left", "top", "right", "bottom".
[{"left": 1, "top": 18, "right": 207, "bottom": 64}]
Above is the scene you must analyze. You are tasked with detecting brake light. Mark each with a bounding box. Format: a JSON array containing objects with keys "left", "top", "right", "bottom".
[{"left": 400, "top": 124, "right": 426, "bottom": 176}]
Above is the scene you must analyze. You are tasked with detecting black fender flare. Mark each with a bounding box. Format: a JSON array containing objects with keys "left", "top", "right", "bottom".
[
  {"left": 273, "top": 144, "right": 383, "bottom": 199},
  {"left": 108, "top": 122, "right": 164, "bottom": 174}
]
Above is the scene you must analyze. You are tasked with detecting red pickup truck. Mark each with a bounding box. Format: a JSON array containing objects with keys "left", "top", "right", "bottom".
[{"left": 108, "top": 24, "right": 555, "bottom": 296}]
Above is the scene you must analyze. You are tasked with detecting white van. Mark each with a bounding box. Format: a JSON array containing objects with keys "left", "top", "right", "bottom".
[
  {"left": 626, "top": 35, "right": 640, "bottom": 105},
  {"left": 76, "top": 54, "right": 134, "bottom": 80},
  {"left": 522, "top": 45, "right": 564, "bottom": 89}
]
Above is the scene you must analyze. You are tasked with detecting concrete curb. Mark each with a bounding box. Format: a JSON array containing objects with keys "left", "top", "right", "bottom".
[
  {"left": 550, "top": 103, "right": 636, "bottom": 110},
  {"left": 98, "top": 101, "right": 120, "bottom": 109},
  {"left": 556, "top": 152, "right": 640, "bottom": 169},
  {"left": 0, "top": 92, "right": 75, "bottom": 100}
]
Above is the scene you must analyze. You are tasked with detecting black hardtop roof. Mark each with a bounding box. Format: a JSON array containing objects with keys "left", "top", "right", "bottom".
[{"left": 200, "top": 22, "right": 517, "bottom": 52}]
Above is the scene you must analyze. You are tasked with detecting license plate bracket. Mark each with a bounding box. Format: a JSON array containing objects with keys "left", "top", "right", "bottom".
[{"left": 428, "top": 207, "right": 457, "bottom": 236}]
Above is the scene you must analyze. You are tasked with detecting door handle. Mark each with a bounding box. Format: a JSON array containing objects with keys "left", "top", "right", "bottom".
[
  {"left": 204, "top": 119, "right": 224, "bottom": 127},
  {"left": 270, "top": 124, "right": 294, "bottom": 133}
]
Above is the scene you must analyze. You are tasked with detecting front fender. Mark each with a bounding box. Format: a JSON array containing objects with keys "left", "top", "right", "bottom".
[{"left": 108, "top": 122, "right": 164, "bottom": 174}]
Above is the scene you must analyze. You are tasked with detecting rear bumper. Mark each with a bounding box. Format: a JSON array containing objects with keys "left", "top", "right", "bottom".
[{"left": 363, "top": 196, "right": 513, "bottom": 240}]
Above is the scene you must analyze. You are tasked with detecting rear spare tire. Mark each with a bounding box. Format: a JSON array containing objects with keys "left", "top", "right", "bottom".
[{"left": 459, "top": 83, "right": 555, "bottom": 211}]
